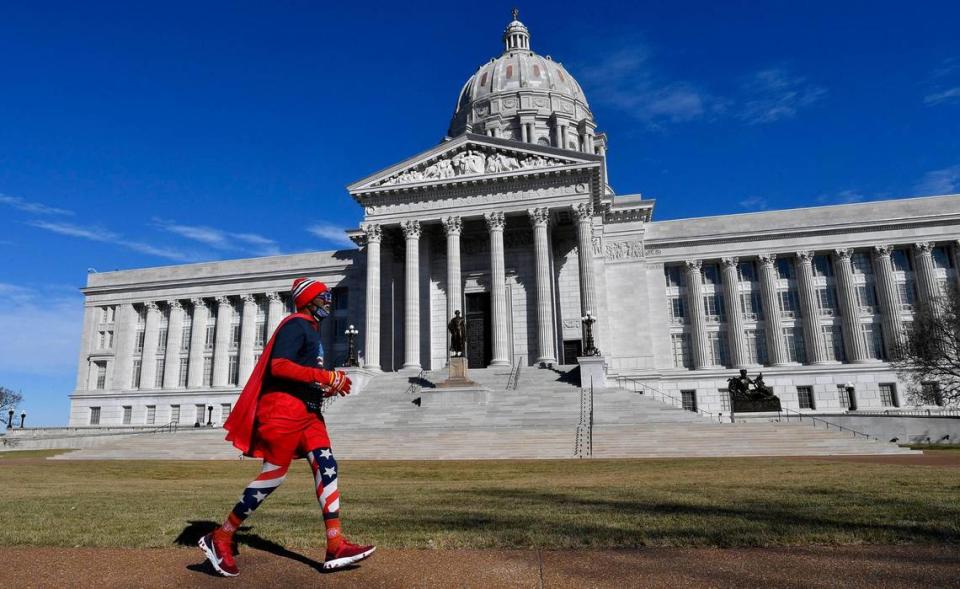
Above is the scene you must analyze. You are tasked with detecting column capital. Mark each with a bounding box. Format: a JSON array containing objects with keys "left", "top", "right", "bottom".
[
  {"left": 484, "top": 211, "right": 505, "bottom": 231},
  {"left": 684, "top": 259, "right": 703, "bottom": 272},
  {"left": 401, "top": 219, "right": 421, "bottom": 239},
  {"left": 527, "top": 207, "right": 550, "bottom": 226},
  {"left": 914, "top": 241, "right": 934, "bottom": 253},
  {"left": 873, "top": 244, "right": 893, "bottom": 257},
  {"left": 720, "top": 256, "right": 739, "bottom": 268},
  {"left": 240, "top": 294, "right": 257, "bottom": 305},
  {"left": 442, "top": 216, "right": 462, "bottom": 236},
  {"left": 757, "top": 253, "right": 777, "bottom": 266},
  {"left": 834, "top": 248, "right": 852, "bottom": 260},
  {"left": 214, "top": 295, "right": 231, "bottom": 307},
  {"left": 571, "top": 202, "right": 593, "bottom": 222},
  {"left": 266, "top": 292, "right": 281, "bottom": 303},
  {"left": 362, "top": 223, "right": 382, "bottom": 242},
  {"left": 166, "top": 299, "right": 183, "bottom": 311},
  {"left": 796, "top": 250, "right": 815, "bottom": 263},
  {"left": 189, "top": 297, "right": 207, "bottom": 309},
  {"left": 145, "top": 301, "right": 160, "bottom": 312}
]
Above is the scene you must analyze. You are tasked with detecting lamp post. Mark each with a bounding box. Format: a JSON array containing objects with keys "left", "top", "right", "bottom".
[
  {"left": 206, "top": 405, "right": 213, "bottom": 427},
  {"left": 345, "top": 324, "right": 359, "bottom": 367},
  {"left": 581, "top": 311, "right": 600, "bottom": 357},
  {"left": 6, "top": 409, "right": 13, "bottom": 430},
  {"left": 19, "top": 412, "right": 26, "bottom": 429}
]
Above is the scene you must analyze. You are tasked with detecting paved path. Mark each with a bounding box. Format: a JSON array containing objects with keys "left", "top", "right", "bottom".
[{"left": 1, "top": 546, "right": 958, "bottom": 588}]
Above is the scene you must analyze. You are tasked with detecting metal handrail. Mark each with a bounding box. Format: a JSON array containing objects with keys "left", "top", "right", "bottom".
[
  {"left": 505, "top": 355, "right": 524, "bottom": 390},
  {"left": 774, "top": 407, "right": 879, "bottom": 440},
  {"left": 838, "top": 408, "right": 960, "bottom": 418},
  {"left": 405, "top": 369, "right": 427, "bottom": 396},
  {"left": 615, "top": 375, "right": 722, "bottom": 422},
  {"left": 574, "top": 377, "right": 594, "bottom": 458}
]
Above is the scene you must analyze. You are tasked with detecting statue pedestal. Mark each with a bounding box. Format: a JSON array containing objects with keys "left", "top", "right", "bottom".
[
  {"left": 577, "top": 356, "right": 607, "bottom": 389},
  {"left": 422, "top": 357, "right": 489, "bottom": 407}
]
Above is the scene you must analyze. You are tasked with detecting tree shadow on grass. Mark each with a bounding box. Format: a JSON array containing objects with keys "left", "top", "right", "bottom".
[{"left": 176, "top": 520, "right": 359, "bottom": 575}]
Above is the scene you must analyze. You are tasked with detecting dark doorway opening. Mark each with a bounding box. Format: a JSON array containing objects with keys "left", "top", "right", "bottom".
[
  {"left": 464, "top": 292, "right": 492, "bottom": 368},
  {"left": 562, "top": 340, "right": 583, "bottom": 364}
]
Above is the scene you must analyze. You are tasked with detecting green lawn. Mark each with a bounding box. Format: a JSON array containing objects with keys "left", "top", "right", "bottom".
[{"left": 2, "top": 452, "right": 958, "bottom": 549}]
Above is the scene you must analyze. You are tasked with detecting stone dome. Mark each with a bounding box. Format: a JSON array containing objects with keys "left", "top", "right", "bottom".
[{"left": 447, "top": 11, "right": 601, "bottom": 154}]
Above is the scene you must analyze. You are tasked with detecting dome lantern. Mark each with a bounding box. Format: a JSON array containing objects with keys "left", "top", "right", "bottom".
[{"left": 503, "top": 8, "right": 531, "bottom": 52}]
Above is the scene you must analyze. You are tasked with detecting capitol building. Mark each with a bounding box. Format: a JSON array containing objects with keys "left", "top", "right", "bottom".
[{"left": 69, "top": 14, "right": 960, "bottom": 428}]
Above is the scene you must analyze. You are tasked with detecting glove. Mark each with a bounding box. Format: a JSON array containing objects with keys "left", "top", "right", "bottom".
[{"left": 320, "top": 370, "right": 352, "bottom": 396}]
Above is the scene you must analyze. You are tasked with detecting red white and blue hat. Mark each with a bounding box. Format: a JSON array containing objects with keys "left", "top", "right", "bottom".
[{"left": 291, "top": 278, "right": 329, "bottom": 310}]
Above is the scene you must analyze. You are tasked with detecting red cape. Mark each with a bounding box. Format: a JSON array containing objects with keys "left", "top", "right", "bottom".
[{"left": 223, "top": 311, "right": 314, "bottom": 456}]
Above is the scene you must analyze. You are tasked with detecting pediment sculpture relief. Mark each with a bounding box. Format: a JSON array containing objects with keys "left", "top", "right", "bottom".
[{"left": 376, "top": 148, "right": 573, "bottom": 187}]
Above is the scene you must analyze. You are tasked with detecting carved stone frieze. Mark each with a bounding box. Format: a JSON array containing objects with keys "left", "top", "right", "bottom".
[
  {"left": 592, "top": 236, "right": 603, "bottom": 256},
  {"left": 604, "top": 240, "right": 645, "bottom": 261},
  {"left": 375, "top": 147, "right": 575, "bottom": 187}
]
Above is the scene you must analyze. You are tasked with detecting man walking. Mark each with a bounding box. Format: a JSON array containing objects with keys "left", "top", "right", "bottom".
[{"left": 199, "top": 278, "right": 375, "bottom": 576}]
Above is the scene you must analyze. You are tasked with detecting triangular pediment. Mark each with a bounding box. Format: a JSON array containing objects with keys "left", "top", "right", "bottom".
[{"left": 348, "top": 133, "right": 601, "bottom": 195}]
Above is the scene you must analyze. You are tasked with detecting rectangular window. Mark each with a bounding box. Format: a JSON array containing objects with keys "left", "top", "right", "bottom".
[
  {"left": 205, "top": 322, "right": 216, "bottom": 351},
  {"left": 856, "top": 284, "right": 878, "bottom": 312},
  {"left": 816, "top": 287, "right": 837, "bottom": 316},
  {"left": 178, "top": 361, "right": 189, "bottom": 388},
  {"left": 122, "top": 405, "right": 132, "bottom": 425},
  {"left": 741, "top": 291, "right": 761, "bottom": 320},
  {"left": 665, "top": 266, "right": 684, "bottom": 287},
  {"left": 95, "top": 361, "right": 107, "bottom": 390},
  {"left": 879, "top": 383, "right": 898, "bottom": 407},
  {"left": 707, "top": 332, "right": 721, "bottom": 366},
  {"left": 157, "top": 327, "right": 168, "bottom": 352},
  {"left": 702, "top": 264, "right": 720, "bottom": 285},
  {"left": 681, "top": 390, "right": 697, "bottom": 412},
  {"left": 719, "top": 388, "right": 731, "bottom": 412},
  {"left": 822, "top": 325, "right": 844, "bottom": 362},
  {"left": 703, "top": 293, "right": 723, "bottom": 322},
  {"left": 737, "top": 261, "right": 756, "bottom": 283},
  {"left": 132, "top": 359, "right": 142, "bottom": 389},
  {"left": 135, "top": 329, "right": 145, "bottom": 353},
  {"left": 776, "top": 258, "right": 794, "bottom": 280},
  {"left": 230, "top": 323, "right": 241, "bottom": 350},
  {"left": 932, "top": 246, "right": 952, "bottom": 269},
  {"left": 203, "top": 356, "right": 214, "bottom": 386},
  {"left": 837, "top": 385, "right": 857, "bottom": 410},
  {"left": 255, "top": 321, "right": 266, "bottom": 347},
  {"left": 897, "top": 281, "right": 915, "bottom": 310},
  {"left": 155, "top": 358, "right": 165, "bottom": 388},
  {"left": 891, "top": 250, "right": 911, "bottom": 272},
  {"left": 106, "top": 330, "right": 114, "bottom": 349},
  {"left": 89, "top": 406, "right": 101, "bottom": 425},
  {"left": 777, "top": 289, "right": 798, "bottom": 318},
  {"left": 228, "top": 354, "right": 240, "bottom": 386},
  {"left": 333, "top": 286, "right": 349, "bottom": 311},
  {"left": 145, "top": 405, "right": 156, "bottom": 425},
  {"left": 745, "top": 330, "right": 759, "bottom": 364},
  {"left": 782, "top": 327, "right": 805, "bottom": 363},
  {"left": 669, "top": 297, "right": 686, "bottom": 323},
  {"left": 671, "top": 333, "right": 692, "bottom": 369},
  {"left": 170, "top": 404, "right": 180, "bottom": 425},
  {"left": 851, "top": 252, "right": 872, "bottom": 274},
  {"left": 180, "top": 322, "right": 192, "bottom": 352},
  {"left": 813, "top": 255, "right": 833, "bottom": 277},
  {"left": 797, "top": 386, "right": 815, "bottom": 409},
  {"left": 196, "top": 404, "right": 207, "bottom": 425},
  {"left": 922, "top": 382, "right": 944, "bottom": 406},
  {"left": 221, "top": 403, "right": 232, "bottom": 421},
  {"left": 862, "top": 324, "right": 885, "bottom": 360}
]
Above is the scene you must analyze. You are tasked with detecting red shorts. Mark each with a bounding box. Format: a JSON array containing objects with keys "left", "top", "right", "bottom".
[{"left": 250, "top": 392, "right": 330, "bottom": 466}]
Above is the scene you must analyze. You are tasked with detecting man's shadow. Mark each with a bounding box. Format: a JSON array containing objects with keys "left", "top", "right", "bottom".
[{"left": 177, "top": 520, "right": 359, "bottom": 576}]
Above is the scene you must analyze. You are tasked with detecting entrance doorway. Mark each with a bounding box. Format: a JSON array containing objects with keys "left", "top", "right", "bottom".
[
  {"left": 464, "top": 292, "right": 492, "bottom": 368},
  {"left": 562, "top": 340, "right": 583, "bottom": 364}
]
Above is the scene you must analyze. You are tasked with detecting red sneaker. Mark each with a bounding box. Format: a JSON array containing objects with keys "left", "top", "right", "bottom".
[
  {"left": 198, "top": 531, "right": 239, "bottom": 577},
  {"left": 323, "top": 539, "right": 376, "bottom": 570}
]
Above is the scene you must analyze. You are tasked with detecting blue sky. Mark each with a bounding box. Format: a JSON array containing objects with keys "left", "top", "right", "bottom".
[{"left": 1, "top": 1, "right": 958, "bottom": 425}]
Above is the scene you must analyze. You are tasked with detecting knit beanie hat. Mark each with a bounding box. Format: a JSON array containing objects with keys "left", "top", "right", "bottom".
[{"left": 291, "top": 278, "right": 329, "bottom": 310}]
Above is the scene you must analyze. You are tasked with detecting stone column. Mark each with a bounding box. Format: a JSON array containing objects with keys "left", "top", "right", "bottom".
[
  {"left": 401, "top": 220, "right": 422, "bottom": 371},
  {"left": 238, "top": 294, "right": 258, "bottom": 384},
  {"left": 187, "top": 299, "right": 208, "bottom": 388},
  {"left": 720, "top": 257, "right": 748, "bottom": 367},
  {"left": 162, "top": 300, "right": 185, "bottom": 389},
  {"left": 683, "top": 260, "right": 710, "bottom": 369},
  {"left": 75, "top": 305, "right": 98, "bottom": 390},
  {"left": 111, "top": 303, "right": 138, "bottom": 389},
  {"left": 758, "top": 254, "right": 788, "bottom": 366},
  {"left": 529, "top": 208, "right": 556, "bottom": 364},
  {"left": 266, "top": 292, "right": 284, "bottom": 338},
  {"left": 573, "top": 203, "right": 600, "bottom": 352},
  {"left": 872, "top": 245, "right": 905, "bottom": 358},
  {"left": 139, "top": 302, "right": 161, "bottom": 389},
  {"left": 913, "top": 242, "right": 941, "bottom": 306},
  {"left": 212, "top": 296, "right": 232, "bottom": 387},
  {"left": 485, "top": 211, "right": 510, "bottom": 366},
  {"left": 443, "top": 217, "right": 462, "bottom": 322},
  {"left": 796, "top": 251, "right": 827, "bottom": 364},
  {"left": 363, "top": 224, "right": 383, "bottom": 371},
  {"left": 833, "top": 249, "right": 869, "bottom": 363}
]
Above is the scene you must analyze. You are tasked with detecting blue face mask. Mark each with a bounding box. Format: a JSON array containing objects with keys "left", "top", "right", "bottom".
[{"left": 310, "top": 292, "right": 333, "bottom": 321}]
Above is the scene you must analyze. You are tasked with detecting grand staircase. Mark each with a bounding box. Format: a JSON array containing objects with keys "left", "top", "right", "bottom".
[{"left": 46, "top": 365, "right": 914, "bottom": 460}]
